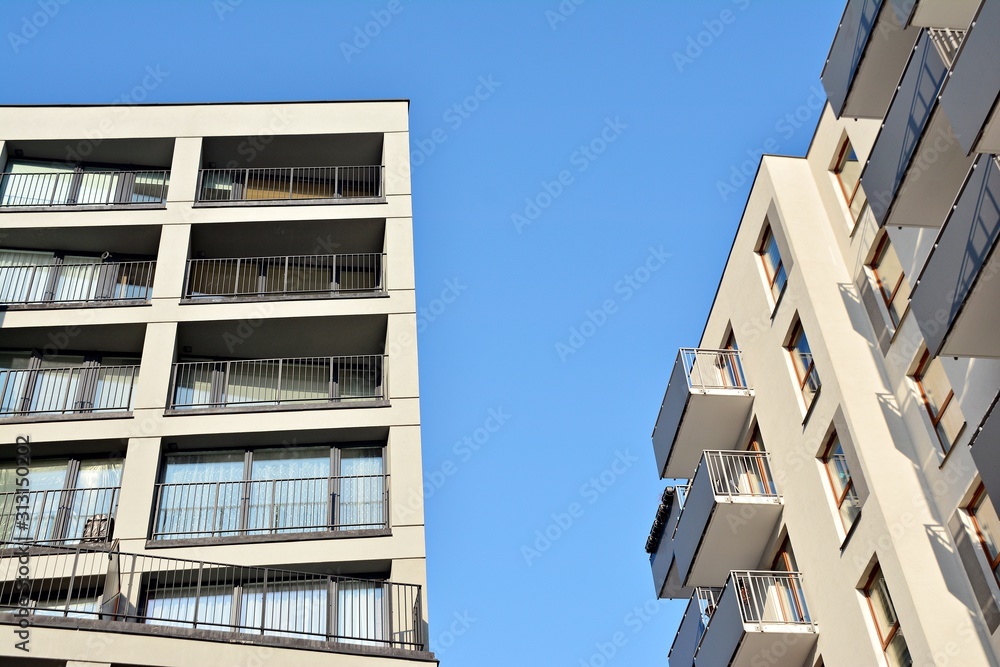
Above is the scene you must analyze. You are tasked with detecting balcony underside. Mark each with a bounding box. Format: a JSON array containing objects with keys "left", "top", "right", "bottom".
[
  {"left": 910, "top": 155, "right": 1000, "bottom": 357},
  {"left": 891, "top": 0, "right": 981, "bottom": 28},
  {"left": 653, "top": 387, "right": 753, "bottom": 479},
  {"left": 697, "top": 624, "right": 818, "bottom": 667}
]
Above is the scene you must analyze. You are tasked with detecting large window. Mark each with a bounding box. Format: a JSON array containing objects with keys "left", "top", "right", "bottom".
[
  {"left": 0, "top": 248, "right": 154, "bottom": 305},
  {"left": 869, "top": 234, "right": 911, "bottom": 328},
  {"left": 834, "top": 139, "right": 868, "bottom": 223},
  {"left": 822, "top": 433, "right": 861, "bottom": 532},
  {"left": 787, "top": 321, "right": 821, "bottom": 409},
  {"left": 863, "top": 566, "right": 912, "bottom": 667},
  {"left": 912, "top": 350, "right": 965, "bottom": 454},
  {"left": 0, "top": 457, "right": 122, "bottom": 544},
  {"left": 0, "top": 159, "right": 168, "bottom": 207},
  {"left": 967, "top": 485, "right": 1000, "bottom": 586},
  {"left": 758, "top": 225, "right": 788, "bottom": 302},
  {"left": 152, "top": 445, "right": 386, "bottom": 540}
]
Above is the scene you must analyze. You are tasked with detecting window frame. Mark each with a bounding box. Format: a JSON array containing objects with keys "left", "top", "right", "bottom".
[
  {"left": 821, "top": 432, "right": 861, "bottom": 533},
  {"left": 757, "top": 225, "right": 788, "bottom": 303},
  {"left": 833, "top": 139, "right": 867, "bottom": 224},
  {"left": 912, "top": 349, "right": 965, "bottom": 455},
  {"left": 786, "top": 321, "right": 820, "bottom": 409},
  {"left": 967, "top": 483, "right": 1000, "bottom": 585},
  {"left": 862, "top": 565, "right": 909, "bottom": 666},
  {"left": 868, "top": 234, "right": 909, "bottom": 329}
]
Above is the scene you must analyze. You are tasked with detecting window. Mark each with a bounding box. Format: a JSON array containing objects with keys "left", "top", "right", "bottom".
[
  {"left": 786, "top": 321, "right": 820, "bottom": 408},
  {"left": 822, "top": 433, "right": 861, "bottom": 532},
  {"left": 834, "top": 139, "right": 868, "bottom": 223},
  {"left": 863, "top": 566, "right": 912, "bottom": 667},
  {"left": 0, "top": 159, "right": 168, "bottom": 206},
  {"left": 0, "top": 457, "right": 122, "bottom": 544},
  {"left": 758, "top": 225, "right": 787, "bottom": 302},
  {"left": 913, "top": 350, "right": 965, "bottom": 454},
  {"left": 0, "top": 350, "right": 140, "bottom": 417},
  {"left": 967, "top": 485, "right": 1000, "bottom": 585},
  {"left": 0, "top": 248, "right": 155, "bottom": 305},
  {"left": 868, "top": 235, "right": 911, "bottom": 328},
  {"left": 152, "top": 445, "right": 386, "bottom": 540}
]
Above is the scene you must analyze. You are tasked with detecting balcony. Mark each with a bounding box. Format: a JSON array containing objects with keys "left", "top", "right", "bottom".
[
  {"left": 669, "top": 572, "right": 817, "bottom": 667},
  {"left": 822, "top": 0, "right": 917, "bottom": 119},
  {"left": 652, "top": 349, "right": 753, "bottom": 479},
  {"left": 909, "top": 155, "right": 1000, "bottom": 357},
  {"left": 184, "top": 253, "right": 384, "bottom": 301},
  {"left": 0, "top": 169, "right": 169, "bottom": 208},
  {"left": 891, "top": 0, "right": 981, "bottom": 29},
  {"left": 0, "top": 259, "right": 155, "bottom": 307},
  {"left": 195, "top": 166, "right": 383, "bottom": 206},
  {"left": 151, "top": 472, "right": 388, "bottom": 543},
  {"left": 167, "top": 354, "right": 386, "bottom": 413},
  {"left": 939, "top": 0, "right": 1000, "bottom": 155},
  {"left": 0, "top": 543, "right": 429, "bottom": 658},
  {"left": 668, "top": 451, "right": 782, "bottom": 591},
  {"left": 0, "top": 486, "right": 119, "bottom": 545},
  {"left": 0, "top": 365, "right": 138, "bottom": 419},
  {"left": 861, "top": 28, "right": 974, "bottom": 228},
  {"left": 972, "top": 391, "right": 1000, "bottom": 515}
]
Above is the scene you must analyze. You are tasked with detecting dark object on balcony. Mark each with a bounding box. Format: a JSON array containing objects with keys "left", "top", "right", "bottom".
[{"left": 82, "top": 514, "right": 113, "bottom": 542}]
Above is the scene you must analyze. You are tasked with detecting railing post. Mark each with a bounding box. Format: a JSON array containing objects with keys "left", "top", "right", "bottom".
[
  {"left": 260, "top": 568, "right": 268, "bottom": 635},
  {"left": 64, "top": 546, "right": 82, "bottom": 617},
  {"left": 193, "top": 561, "right": 203, "bottom": 628}
]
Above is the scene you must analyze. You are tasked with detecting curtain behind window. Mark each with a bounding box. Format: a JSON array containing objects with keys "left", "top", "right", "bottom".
[
  {"left": 340, "top": 448, "right": 384, "bottom": 530},
  {"left": 158, "top": 453, "right": 244, "bottom": 538},
  {"left": 249, "top": 447, "right": 330, "bottom": 534}
]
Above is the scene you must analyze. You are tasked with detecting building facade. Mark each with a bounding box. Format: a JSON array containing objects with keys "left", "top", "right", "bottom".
[
  {"left": 0, "top": 101, "right": 436, "bottom": 667},
  {"left": 646, "top": 1, "right": 1000, "bottom": 665}
]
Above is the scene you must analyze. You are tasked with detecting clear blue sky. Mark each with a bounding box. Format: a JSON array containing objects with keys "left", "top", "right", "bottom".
[{"left": 0, "top": 1, "right": 844, "bottom": 664}]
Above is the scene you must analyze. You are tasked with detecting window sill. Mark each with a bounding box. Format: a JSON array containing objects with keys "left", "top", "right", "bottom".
[
  {"left": 801, "top": 386, "right": 822, "bottom": 426},
  {"left": 839, "top": 509, "right": 863, "bottom": 553},
  {"left": 146, "top": 527, "right": 391, "bottom": 549}
]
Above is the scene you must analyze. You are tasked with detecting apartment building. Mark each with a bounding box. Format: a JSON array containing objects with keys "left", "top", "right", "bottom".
[
  {"left": 0, "top": 100, "right": 436, "bottom": 667},
  {"left": 645, "top": 1, "right": 1000, "bottom": 665}
]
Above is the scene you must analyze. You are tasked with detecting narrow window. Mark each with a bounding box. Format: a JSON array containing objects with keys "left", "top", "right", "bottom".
[
  {"left": 786, "top": 321, "right": 820, "bottom": 408},
  {"left": 822, "top": 433, "right": 861, "bottom": 532},
  {"left": 913, "top": 350, "right": 965, "bottom": 454},
  {"left": 834, "top": 139, "right": 867, "bottom": 223},
  {"left": 869, "top": 234, "right": 911, "bottom": 328},
  {"left": 757, "top": 225, "right": 787, "bottom": 302},
  {"left": 863, "top": 566, "right": 911, "bottom": 667},
  {"left": 967, "top": 484, "right": 1000, "bottom": 586}
]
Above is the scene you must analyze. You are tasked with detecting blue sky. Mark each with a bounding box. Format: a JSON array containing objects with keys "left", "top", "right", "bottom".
[{"left": 0, "top": 1, "right": 844, "bottom": 664}]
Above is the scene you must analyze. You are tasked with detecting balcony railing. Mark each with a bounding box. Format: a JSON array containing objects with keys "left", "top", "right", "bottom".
[
  {"left": 0, "top": 260, "right": 155, "bottom": 305},
  {"left": 168, "top": 355, "right": 385, "bottom": 411},
  {"left": 151, "top": 474, "right": 388, "bottom": 540},
  {"left": 0, "top": 365, "right": 139, "bottom": 418},
  {"left": 185, "top": 253, "right": 384, "bottom": 300},
  {"left": 680, "top": 348, "right": 748, "bottom": 390},
  {"left": 0, "top": 170, "right": 169, "bottom": 207},
  {"left": 196, "top": 166, "right": 383, "bottom": 203},
  {"left": 0, "top": 486, "right": 119, "bottom": 544},
  {"left": 729, "top": 571, "right": 812, "bottom": 627},
  {"left": 0, "top": 543, "right": 426, "bottom": 653},
  {"left": 703, "top": 450, "right": 778, "bottom": 500}
]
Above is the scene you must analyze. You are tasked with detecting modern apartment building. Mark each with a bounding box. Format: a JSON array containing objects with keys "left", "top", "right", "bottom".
[
  {"left": 0, "top": 100, "right": 436, "bottom": 667},
  {"left": 645, "top": 1, "right": 1000, "bottom": 665}
]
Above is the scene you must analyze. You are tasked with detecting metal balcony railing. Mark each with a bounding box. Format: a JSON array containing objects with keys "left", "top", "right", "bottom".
[
  {"left": 0, "top": 486, "right": 119, "bottom": 544},
  {"left": 185, "top": 253, "right": 384, "bottom": 299},
  {"left": 0, "top": 543, "right": 426, "bottom": 652},
  {"left": 701, "top": 451, "right": 779, "bottom": 500},
  {"left": 0, "top": 365, "right": 139, "bottom": 418},
  {"left": 679, "top": 348, "right": 748, "bottom": 390},
  {"left": 928, "top": 27, "right": 966, "bottom": 68},
  {"left": 151, "top": 474, "right": 388, "bottom": 540},
  {"left": 196, "top": 165, "right": 383, "bottom": 203},
  {"left": 0, "top": 260, "right": 155, "bottom": 305},
  {"left": 730, "top": 571, "right": 812, "bottom": 627},
  {"left": 168, "top": 355, "right": 385, "bottom": 410},
  {"left": 0, "top": 170, "right": 169, "bottom": 207}
]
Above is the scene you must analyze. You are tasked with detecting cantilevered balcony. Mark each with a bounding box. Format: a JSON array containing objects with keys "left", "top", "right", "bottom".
[
  {"left": 972, "top": 391, "right": 1000, "bottom": 515},
  {"left": 669, "top": 572, "right": 817, "bottom": 667},
  {"left": 652, "top": 349, "right": 753, "bottom": 479},
  {"left": 890, "top": 0, "right": 981, "bottom": 29},
  {"left": 909, "top": 155, "right": 1000, "bottom": 357},
  {"left": 184, "top": 253, "right": 384, "bottom": 301},
  {"left": 822, "top": 0, "right": 917, "bottom": 119},
  {"left": 0, "top": 259, "right": 155, "bottom": 307},
  {"left": 668, "top": 451, "right": 782, "bottom": 591},
  {"left": 0, "top": 543, "right": 429, "bottom": 658},
  {"left": 195, "top": 166, "right": 383, "bottom": 205},
  {"left": 861, "top": 27, "right": 973, "bottom": 228},
  {"left": 167, "top": 354, "right": 386, "bottom": 413},
  {"left": 939, "top": 0, "right": 1000, "bottom": 155},
  {"left": 0, "top": 169, "right": 169, "bottom": 208},
  {"left": 0, "top": 486, "right": 119, "bottom": 545}
]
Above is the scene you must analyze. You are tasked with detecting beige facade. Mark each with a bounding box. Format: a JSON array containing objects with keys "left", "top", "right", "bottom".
[
  {"left": 647, "top": 1, "right": 1000, "bottom": 666},
  {"left": 0, "top": 101, "right": 435, "bottom": 666}
]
